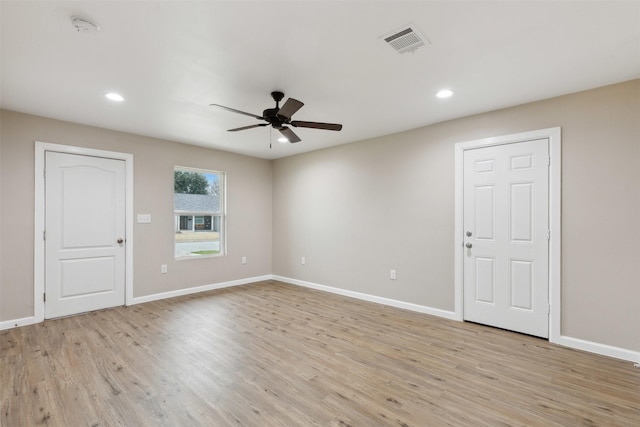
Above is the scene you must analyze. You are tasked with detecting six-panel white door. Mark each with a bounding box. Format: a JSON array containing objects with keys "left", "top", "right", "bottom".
[
  {"left": 463, "top": 139, "right": 549, "bottom": 338},
  {"left": 45, "top": 152, "right": 126, "bottom": 319}
]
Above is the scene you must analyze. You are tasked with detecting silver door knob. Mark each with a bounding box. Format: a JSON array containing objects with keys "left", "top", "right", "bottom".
[
  {"left": 117, "top": 238, "right": 124, "bottom": 244},
  {"left": 466, "top": 231, "right": 473, "bottom": 237},
  {"left": 465, "top": 242, "right": 472, "bottom": 249}
]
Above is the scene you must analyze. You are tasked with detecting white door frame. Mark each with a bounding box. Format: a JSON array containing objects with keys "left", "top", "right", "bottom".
[
  {"left": 34, "top": 141, "right": 134, "bottom": 323},
  {"left": 454, "top": 127, "right": 561, "bottom": 343}
]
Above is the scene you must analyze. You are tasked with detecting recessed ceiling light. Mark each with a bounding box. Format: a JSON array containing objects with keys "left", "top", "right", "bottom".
[
  {"left": 105, "top": 92, "right": 125, "bottom": 102},
  {"left": 436, "top": 89, "right": 453, "bottom": 99},
  {"left": 278, "top": 137, "right": 289, "bottom": 143}
]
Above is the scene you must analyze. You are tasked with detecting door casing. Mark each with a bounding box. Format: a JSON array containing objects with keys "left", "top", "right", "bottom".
[
  {"left": 454, "top": 128, "right": 561, "bottom": 343},
  {"left": 34, "top": 141, "right": 134, "bottom": 323}
]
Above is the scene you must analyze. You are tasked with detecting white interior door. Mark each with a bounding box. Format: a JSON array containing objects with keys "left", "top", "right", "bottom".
[
  {"left": 45, "top": 151, "right": 126, "bottom": 318},
  {"left": 463, "top": 138, "right": 549, "bottom": 338}
]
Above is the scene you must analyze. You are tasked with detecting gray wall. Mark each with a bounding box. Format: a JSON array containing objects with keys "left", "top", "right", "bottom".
[
  {"left": 0, "top": 110, "right": 272, "bottom": 321},
  {"left": 272, "top": 80, "right": 640, "bottom": 352}
]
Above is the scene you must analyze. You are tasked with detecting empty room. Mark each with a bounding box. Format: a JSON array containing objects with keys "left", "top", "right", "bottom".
[{"left": 1, "top": 1, "right": 639, "bottom": 426}]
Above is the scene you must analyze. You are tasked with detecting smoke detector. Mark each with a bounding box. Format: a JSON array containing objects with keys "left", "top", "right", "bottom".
[
  {"left": 71, "top": 16, "right": 100, "bottom": 34},
  {"left": 381, "top": 23, "right": 429, "bottom": 54}
]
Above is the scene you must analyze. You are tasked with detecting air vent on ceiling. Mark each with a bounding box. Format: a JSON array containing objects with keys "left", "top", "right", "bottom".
[{"left": 381, "top": 24, "right": 429, "bottom": 54}]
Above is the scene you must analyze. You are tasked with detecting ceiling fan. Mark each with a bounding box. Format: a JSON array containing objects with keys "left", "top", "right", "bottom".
[{"left": 210, "top": 91, "right": 342, "bottom": 143}]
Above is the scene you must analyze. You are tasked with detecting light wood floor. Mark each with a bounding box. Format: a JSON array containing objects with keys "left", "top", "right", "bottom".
[{"left": 2, "top": 280, "right": 639, "bottom": 426}]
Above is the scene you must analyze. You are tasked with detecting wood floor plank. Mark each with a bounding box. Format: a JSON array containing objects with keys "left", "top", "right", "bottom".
[{"left": 1, "top": 280, "right": 638, "bottom": 426}]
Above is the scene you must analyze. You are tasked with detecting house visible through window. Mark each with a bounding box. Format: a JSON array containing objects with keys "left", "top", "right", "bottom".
[{"left": 174, "top": 167, "right": 225, "bottom": 258}]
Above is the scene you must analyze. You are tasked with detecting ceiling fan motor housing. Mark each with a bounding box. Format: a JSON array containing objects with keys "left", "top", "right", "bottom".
[
  {"left": 263, "top": 108, "right": 286, "bottom": 128},
  {"left": 268, "top": 91, "right": 287, "bottom": 128},
  {"left": 271, "top": 91, "right": 285, "bottom": 103}
]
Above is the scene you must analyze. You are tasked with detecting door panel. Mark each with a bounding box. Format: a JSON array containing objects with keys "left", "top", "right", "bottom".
[
  {"left": 60, "top": 257, "right": 116, "bottom": 297},
  {"left": 475, "top": 185, "right": 495, "bottom": 240},
  {"left": 463, "top": 138, "right": 549, "bottom": 338},
  {"left": 510, "top": 183, "right": 533, "bottom": 241},
  {"left": 45, "top": 152, "right": 126, "bottom": 319},
  {"left": 475, "top": 257, "right": 495, "bottom": 303},
  {"left": 60, "top": 165, "right": 118, "bottom": 247},
  {"left": 510, "top": 260, "right": 533, "bottom": 310}
]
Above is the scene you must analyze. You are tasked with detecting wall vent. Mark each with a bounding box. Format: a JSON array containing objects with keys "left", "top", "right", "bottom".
[{"left": 381, "top": 24, "right": 429, "bottom": 54}]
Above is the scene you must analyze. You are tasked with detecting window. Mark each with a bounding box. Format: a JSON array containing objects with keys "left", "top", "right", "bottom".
[{"left": 174, "top": 167, "right": 225, "bottom": 258}]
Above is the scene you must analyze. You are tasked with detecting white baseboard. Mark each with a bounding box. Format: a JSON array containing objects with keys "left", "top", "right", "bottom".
[
  {"left": 553, "top": 335, "right": 640, "bottom": 364},
  {"left": 0, "top": 316, "right": 37, "bottom": 331},
  {"left": 129, "top": 275, "right": 272, "bottom": 305},
  {"left": 4, "top": 275, "right": 639, "bottom": 365},
  {"left": 1, "top": 276, "right": 270, "bottom": 330},
  {"left": 272, "top": 275, "right": 459, "bottom": 321},
  {"left": 272, "top": 275, "right": 639, "bottom": 364}
]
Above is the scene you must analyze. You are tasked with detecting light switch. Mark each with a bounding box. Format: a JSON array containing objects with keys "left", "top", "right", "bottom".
[{"left": 137, "top": 214, "right": 151, "bottom": 224}]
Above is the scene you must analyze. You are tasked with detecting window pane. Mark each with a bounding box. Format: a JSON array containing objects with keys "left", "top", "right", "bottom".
[{"left": 174, "top": 168, "right": 224, "bottom": 258}]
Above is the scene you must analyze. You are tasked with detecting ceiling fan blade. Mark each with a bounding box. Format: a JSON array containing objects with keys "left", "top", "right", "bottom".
[
  {"left": 228, "top": 124, "right": 268, "bottom": 132},
  {"left": 290, "top": 120, "right": 343, "bottom": 131},
  {"left": 278, "top": 127, "right": 301, "bottom": 143},
  {"left": 210, "top": 104, "right": 264, "bottom": 120},
  {"left": 277, "top": 98, "right": 304, "bottom": 120}
]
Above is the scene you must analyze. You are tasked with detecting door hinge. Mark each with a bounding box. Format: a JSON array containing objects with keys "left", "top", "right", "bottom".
[
  {"left": 547, "top": 229, "right": 551, "bottom": 240},
  {"left": 548, "top": 304, "right": 551, "bottom": 315},
  {"left": 43, "top": 230, "right": 46, "bottom": 241},
  {"left": 43, "top": 293, "right": 46, "bottom": 302},
  {"left": 43, "top": 168, "right": 46, "bottom": 178},
  {"left": 547, "top": 156, "right": 551, "bottom": 166}
]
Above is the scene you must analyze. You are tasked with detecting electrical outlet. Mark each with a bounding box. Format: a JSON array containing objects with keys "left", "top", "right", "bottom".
[
  {"left": 390, "top": 269, "right": 397, "bottom": 280},
  {"left": 301, "top": 256, "right": 306, "bottom": 265},
  {"left": 242, "top": 256, "right": 247, "bottom": 265},
  {"left": 161, "top": 264, "right": 167, "bottom": 274}
]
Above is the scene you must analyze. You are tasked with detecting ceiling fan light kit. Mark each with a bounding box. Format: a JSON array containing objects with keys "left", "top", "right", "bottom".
[{"left": 210, "top": 91, "right": 342, "bottom": 144}]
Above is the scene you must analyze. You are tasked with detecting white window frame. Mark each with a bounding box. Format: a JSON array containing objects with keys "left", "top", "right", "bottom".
[{"left": 174, "top": 166, "right": 226, "bottom": 260}]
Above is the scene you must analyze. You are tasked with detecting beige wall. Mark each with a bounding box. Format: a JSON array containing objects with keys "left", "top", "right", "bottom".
[
  {"left": 1, "top": 80, "right": 638, "bottom": 353},
  {"left": 0, "top": 110, "right": 272, "bottom": 321},
  {"left": 273, "top": 80, "right": 640, "bottom": 352}
]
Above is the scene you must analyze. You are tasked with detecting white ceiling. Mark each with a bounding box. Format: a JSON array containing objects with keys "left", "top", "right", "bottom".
[{"left": 2, "top": 1, "right": 639, "bottom": 160}]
